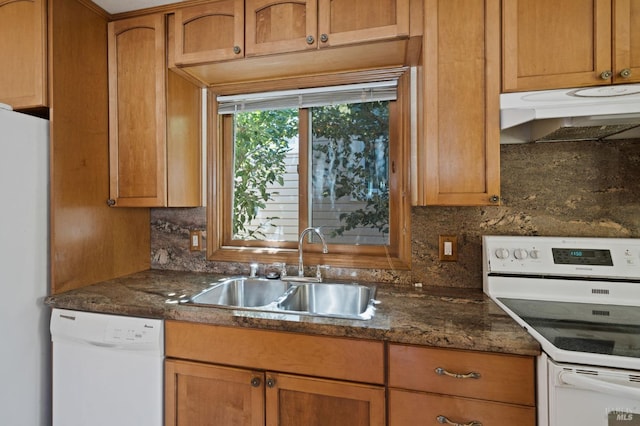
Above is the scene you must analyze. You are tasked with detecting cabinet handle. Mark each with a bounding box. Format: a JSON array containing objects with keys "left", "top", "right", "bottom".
[
  {"left": 106, "top": 199, "right": 116, "bottom": 207},
  {"left": 250, "top": 377, "right": 261, "bottom": 387},
  {"left": 436, "top": 415, "right": 482, "bottom": 426},
  {"left": 600, "top": 70, "right": 613, "bottom": 80},
  {"left": 266, "top": 377, "right": 276, "bottom": 388},
  {"left": 306, "top": 35, "right": 315, "bottom": 45},
  {"left": 620, "top": 68, "right": 632, "bottom": 79},
  {"left": 320, "top": 33, "right": 328, "bottom": 43},
  {"left": 489, "top": 195, "right": 499, "bottom": 204},
  {"left": 435, "top": 367, "right": 481, "bottom": 379},
  {"left": 233, "top": 45, "right": 241, "bottom": 55}
]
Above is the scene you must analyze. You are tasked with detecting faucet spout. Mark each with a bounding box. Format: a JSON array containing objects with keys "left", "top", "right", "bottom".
[{"left": 297, "top": 227, "right": 328, "bottom": 278}]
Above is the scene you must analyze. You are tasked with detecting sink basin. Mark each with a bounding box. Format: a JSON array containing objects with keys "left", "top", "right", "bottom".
[
  {"left": 188, "top": 277, "right": 292, "bottom": 308},
  {"left": 184, "top": 277, "right": 378, "bottom": 320},
  {"left": 278, "top": 283, "right": 377, "bottom": 320}
]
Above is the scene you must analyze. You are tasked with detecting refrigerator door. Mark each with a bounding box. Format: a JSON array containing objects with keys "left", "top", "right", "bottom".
[{"left": 0, "top": 107, "right": 50, "bottom": 426}]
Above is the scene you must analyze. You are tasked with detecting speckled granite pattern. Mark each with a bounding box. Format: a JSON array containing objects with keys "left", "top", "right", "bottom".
[
  {"left": 45, "top": 270, "right": 540, "bottom": 356},
  {"left": 150, "top": 139, "right": 640, "bottom": 289}
]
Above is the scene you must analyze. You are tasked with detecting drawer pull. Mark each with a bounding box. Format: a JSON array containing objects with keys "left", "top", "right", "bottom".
[
  {"left": 435, "top": 367, "right": 480, "bottom": 379},
  {"left": 436, "top": 415, "right": 482, "bottom": 426}
]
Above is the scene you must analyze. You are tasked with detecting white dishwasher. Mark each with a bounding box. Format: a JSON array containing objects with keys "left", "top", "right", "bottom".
[{"left": 50, "top": 308, "right": 164, "bottom": 426}]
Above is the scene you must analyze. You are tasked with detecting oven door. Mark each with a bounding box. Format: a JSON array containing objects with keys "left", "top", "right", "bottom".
[{"left": 548, "top": 359, "right": 640, "bottom": 426}]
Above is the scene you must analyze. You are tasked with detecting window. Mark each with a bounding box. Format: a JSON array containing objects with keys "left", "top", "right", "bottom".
[{"left": 208, "top": 72, "right": 411, "bottom": 270}]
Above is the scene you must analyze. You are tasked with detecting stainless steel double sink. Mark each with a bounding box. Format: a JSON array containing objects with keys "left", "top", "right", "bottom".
[{"left": 182, "top": 277, "right": 378, "bottom": 320}]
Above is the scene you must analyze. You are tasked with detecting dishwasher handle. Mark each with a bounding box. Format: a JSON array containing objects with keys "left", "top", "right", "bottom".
[{"left": 559, "top": 371, "right": 640, "bottom": 400}]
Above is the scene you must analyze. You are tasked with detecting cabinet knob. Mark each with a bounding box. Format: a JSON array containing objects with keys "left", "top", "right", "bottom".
[
  {"left": 600, "top": 70, "right": 613, "bottom": 80},
  {"left": 319, "top": 33, "right": 328, "bottom": 43},
  {"left": 489, "top": 195, "right": 499, "bottom": 204},
  {"left": 233, "top": 45, "right": 242, "bottom": 55},
  {"left": 306, "top": 35, "right": 315, "bottom": 45},
  {"left": 266, "top": 377, "right": 276, "bottom": 388},
  {"left": 106, "top": 199, "right": 116, "bottom": 207},
  {"left": 250, "top": 377, "right": 261, "bottom": 388},
  {"left": 436, "top": 415, "right": 482, "bottom": 426},
  {"left": 620, "top": 68, "right": 632, "bottom": 79}
]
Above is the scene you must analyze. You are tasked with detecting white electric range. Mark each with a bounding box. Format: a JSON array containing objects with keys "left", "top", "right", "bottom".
[{"left": 483, "top": 236, "right": 640, "bottom": 426}]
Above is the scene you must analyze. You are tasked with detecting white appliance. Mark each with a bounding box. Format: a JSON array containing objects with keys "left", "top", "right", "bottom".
[
  {"left": 483, "top": 236, "right": 640, "bottom": 426},
  {"left": 50, "top": 308, "right": 164, "bottom": 426},
  {"left": 500, "top": 84, "right": 640, "bottom": 143},
  {"left": 0, "top": 103, "right": 50, "bottom": 426}
]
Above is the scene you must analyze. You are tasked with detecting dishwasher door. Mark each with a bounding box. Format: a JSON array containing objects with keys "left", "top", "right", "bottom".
[{"left": 50, "top": 308, "right": 164, "bottom": 426}]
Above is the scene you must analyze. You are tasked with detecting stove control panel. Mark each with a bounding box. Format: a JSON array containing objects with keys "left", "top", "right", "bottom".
[{"left": 483, "top": 236, "right": 640, "bottom": 279}]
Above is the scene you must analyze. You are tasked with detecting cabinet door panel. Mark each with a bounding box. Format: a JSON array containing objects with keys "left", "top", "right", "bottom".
[
  {"left": 246, "top": 0, "right": 317, "bottom": 56},
  {"left": 266, "top": 373, "right": 385, "bottom": 426},
  {"left": 389, "top": 390, "right": 535, "bottom": 426},
  {"left": 108, "top": 14, "right": 167, "bottom": 207},
  {"left": 613, "top": 0, "right": 640, "bottom": 84},
  {"left": 318, "top": 0, "right": 409, "bottom": 47},
  {"left": 0, "top": 0, "right": 47, "bottom": 109},
  {"left": 503, "top": 0, "right": 612, "bottom": 91},
  {"left": 165, "top": 360, "right": 264, "bottom": 426},
  {"left": 174, "top": 0, "right": 244, "bottom": 65}
]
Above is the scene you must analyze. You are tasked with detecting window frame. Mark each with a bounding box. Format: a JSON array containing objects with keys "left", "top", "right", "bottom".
[{"left": 207, "top": 70, "right": 411, "bottom": 270}]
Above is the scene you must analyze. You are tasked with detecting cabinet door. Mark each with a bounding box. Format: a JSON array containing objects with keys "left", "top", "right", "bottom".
[
  {"left": 389, "top": 390, "right": 536, "bottom": 426},
  {"left": 613, "top": 0, "right": 640, "bottom": 84},
  {"left": 318, "top": 0, "right": 409, "bottom": 48},
  {"left": 174, "top": 0, "right": 244, "bottom": 65},
  {"left": 165, "top": 359, "right": 264, "bottom": 426},
  {"left": 245, "top": 0, "right": 317, "bottom": 56},
  {"left": 265, "top": 373, "right": 385, "bottom": 426},
  {"left": 503, "top": 0, "right": 612, "bottom": 91},
  {"left": 415, "top": 0, "right": 500, "bottom": 206},
  {"left": 0, "top": 0, "right": 47, "bottom": 109},
  {"left": 108, "top": 14, "right": 167, "bottom": 207}
]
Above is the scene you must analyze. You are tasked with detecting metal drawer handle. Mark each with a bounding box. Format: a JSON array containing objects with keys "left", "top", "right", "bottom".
[
  {"left": 435, "top": 367, "right": 481, "bottom": 379},
  {"left": 437, "top": 415, "right": 482, "bottom": 426}
]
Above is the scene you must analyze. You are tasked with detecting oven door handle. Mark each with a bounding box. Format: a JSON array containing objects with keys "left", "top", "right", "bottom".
[{"left": 559, "top": 371, "right": 640, "bottom": 400}]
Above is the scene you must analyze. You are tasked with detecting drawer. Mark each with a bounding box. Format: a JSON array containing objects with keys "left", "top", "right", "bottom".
[
  {"left": 165, "top": 321, "right": 384, "bottom": 384},
  {"left": 388, "top": 344, "right": 535, "bottom": 405},
  {"left": 389, "top": 389, "right": 536, "bottom": 426}
]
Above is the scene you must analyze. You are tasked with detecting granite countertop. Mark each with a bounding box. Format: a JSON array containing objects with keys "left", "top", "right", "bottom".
[{"left": 45, "top": 269, "right": 540, "bottom": 356}]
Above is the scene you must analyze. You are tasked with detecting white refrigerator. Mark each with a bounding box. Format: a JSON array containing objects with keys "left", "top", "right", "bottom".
[{"left": 0, "top": 103, "right": 50, "bottom": 426}]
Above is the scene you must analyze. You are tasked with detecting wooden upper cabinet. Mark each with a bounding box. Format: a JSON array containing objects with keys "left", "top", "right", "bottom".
[
  {"left": 613, "top": 0, "right": 640, "bottom": 84},
  {"left": 0, "top": 0, "right": 47, "bottom": 109},
  {"left": 415, "top": 0, "right": 500, "bottom": 206},
  {"left": 174, "top": 0, "right": 244, "bottom": 65},
  {"left": 245, "top": 0, "right": 317, "bottom": 56},
  {"left": 503, "top": 0, "right": 640, "bottom": 91},
  {"left": 108, "top": 14, "right": 202, "bottom": 208},
  {"left": 318, "top": 0, "right": 409, "bottom": 48}
]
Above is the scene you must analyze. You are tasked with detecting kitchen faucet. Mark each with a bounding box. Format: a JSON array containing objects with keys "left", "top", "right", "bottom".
[{"left": 289, "top": 227, "right": 328, "bottom": 282}]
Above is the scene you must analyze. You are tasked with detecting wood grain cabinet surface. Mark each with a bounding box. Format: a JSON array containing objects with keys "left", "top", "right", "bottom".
[
  {"left": 108, "top": 14, "right": 202, "bottom": 208},
  {"left": 388, "top": 344, "right": 536, "bottom": 426},
  {"left": 503, "top": 0, "right": 640, "bottom": 92},
  {"left": 164, "top": 321, "right": 385, "bottom": 426},
  {"left": 0, "top": 0, "right": 47, "bottom": 109},
  {"left": 414, "top": 0, "right": 500, "bottom": 206}
]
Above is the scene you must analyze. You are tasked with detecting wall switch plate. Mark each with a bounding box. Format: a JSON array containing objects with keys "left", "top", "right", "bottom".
[
  {"left": 439, "top": 235, "right": 458, "bottom": 261},
  {"left": 189, "top": 230, "right": 203, "bottom": 251}
]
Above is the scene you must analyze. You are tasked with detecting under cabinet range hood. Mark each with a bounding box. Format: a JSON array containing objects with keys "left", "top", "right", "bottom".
[{"left": 500, "top": 84, "right": 640, "bottom": 143}]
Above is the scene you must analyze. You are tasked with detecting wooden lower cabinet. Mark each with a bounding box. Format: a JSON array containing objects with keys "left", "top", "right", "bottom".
[
  {"left": 389, "top": 389, "right": 536, "bottom": 425},
  {"left": 165, "top": 360, "right": 385, "bottom": 426}
]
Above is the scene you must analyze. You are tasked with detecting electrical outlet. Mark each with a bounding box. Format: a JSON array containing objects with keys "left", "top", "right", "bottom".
[
  {"left": 189, "top": 230, "right": 203, "bottom": 252},
  {"left": 439, "top": 235, "right": 458, "bottom": 261}
]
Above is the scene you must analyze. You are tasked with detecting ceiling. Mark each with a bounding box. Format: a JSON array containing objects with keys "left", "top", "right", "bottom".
[{"left": 92, "top": 0, "right": 184, "bottom": 14}]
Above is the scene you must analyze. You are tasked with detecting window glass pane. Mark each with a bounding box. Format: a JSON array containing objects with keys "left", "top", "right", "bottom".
[
  {"left": 231, "top": 109, "right": 300, "bottom": 242},
  {"left": 310, "top": 101, "right": 390, "bottom": 245}
]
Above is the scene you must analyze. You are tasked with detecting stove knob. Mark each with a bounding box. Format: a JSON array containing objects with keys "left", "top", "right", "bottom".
[
  {"left": 495, "top": 248, "right": 510, "bottom": 259},
  {"left": 529, "top": 249, "right": 540, "bottom": 259},
  {"left": 514, "top": 248, "right": 528, "bottom": 260}
]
